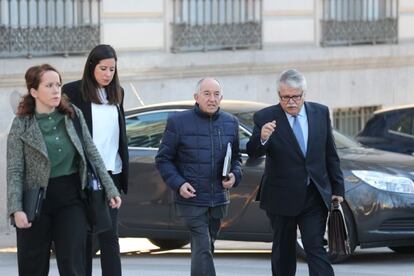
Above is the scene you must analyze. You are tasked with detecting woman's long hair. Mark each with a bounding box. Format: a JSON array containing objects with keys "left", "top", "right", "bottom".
[
  {"left": 17, "top": 64, "right": 74, "bottom": 117},
  {"left": 81, "top": 44, "right": 122, "bottom": 105}
]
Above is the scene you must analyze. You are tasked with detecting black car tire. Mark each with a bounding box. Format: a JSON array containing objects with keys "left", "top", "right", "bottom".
[
  {"left": 296, "top": 202, "right": 357, "bottom": 263},
  {"left": 389, "top": 246, "right": 414, "bottom": 254},
  {"left": 149, "top": 239, "right": 189, "bottom": 250}
]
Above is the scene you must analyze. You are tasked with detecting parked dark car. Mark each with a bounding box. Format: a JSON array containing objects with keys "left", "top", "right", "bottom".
[
  {"left": 119, "top": 100, "right": 414, "bottom": 263},
  {"left": 356, "top": 105, "right": 414, "bottom": 155}
]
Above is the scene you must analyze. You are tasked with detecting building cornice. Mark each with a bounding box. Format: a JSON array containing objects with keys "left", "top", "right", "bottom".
[
  {"left": 118, "top": 55, "right": 414, "bottom": 81},
  {"left": 1, "top": 44, "right": 414, "bottom": 87}
]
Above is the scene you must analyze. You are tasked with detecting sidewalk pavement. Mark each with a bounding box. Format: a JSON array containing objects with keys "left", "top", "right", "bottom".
[{"left": 0, "top": 230, "right": 16, "bottom": 249}]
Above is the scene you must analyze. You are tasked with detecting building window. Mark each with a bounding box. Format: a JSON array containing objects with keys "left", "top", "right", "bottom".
[
  {"left": 0, "top": 0, "right": 101, "bottom": 58},
  {"left": 171, "top": 0, "right": 262, "bottom": 52},
  {"left": 320, "top": 0, "right": 398, "bottom": 46},
  {"left": 333, "top": 105, "right": 381, "bottom": 136}
]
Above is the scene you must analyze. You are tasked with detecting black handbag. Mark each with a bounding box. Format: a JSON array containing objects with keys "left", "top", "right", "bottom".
[
  {"left": 23, "top": 187, "right": 45, "bottom": 222},
  {"left": 11, "top": 187, "right": 45, "bottom": 226},
  {"left": 72, "top": 113, "right": 112, "bottom": 234},
  {"left": 327, "top": 199, "right": 351, "bottom": 256}
]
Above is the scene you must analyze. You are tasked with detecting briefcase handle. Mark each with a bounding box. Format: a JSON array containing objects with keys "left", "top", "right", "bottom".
[{"left": 331, "top": 198, "right": 340, "bottom": 210}]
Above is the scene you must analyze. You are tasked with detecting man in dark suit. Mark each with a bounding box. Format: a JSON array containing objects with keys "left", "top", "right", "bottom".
[{"left": 246, "top": 69, "right": 344, "bottom": 276}]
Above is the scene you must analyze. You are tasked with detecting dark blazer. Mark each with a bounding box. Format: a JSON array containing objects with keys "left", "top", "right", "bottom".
[
  {"left": 246, "top": 102, "right": 344, "bottom": 216},
  {"left": 62, "top": 80, "right": 129, "bottom": 194}
]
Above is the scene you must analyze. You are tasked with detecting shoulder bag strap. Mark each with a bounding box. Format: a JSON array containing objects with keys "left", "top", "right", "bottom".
[{"left": 72, "top": 112, "right": 100, "bottom": 179}]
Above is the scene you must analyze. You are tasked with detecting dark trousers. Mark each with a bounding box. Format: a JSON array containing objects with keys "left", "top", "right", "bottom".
[
  {"left": 267, "top": 183, "right": 333, "bottom": 276},
  {"left": 16, "top": 173, "right": 88, "bottom": 276},
  {"left": 85, "top": 172, "right": 122, "bottom": 276},
  {"left": 176, "top": 204, "right": 227, "bottom": 276}
]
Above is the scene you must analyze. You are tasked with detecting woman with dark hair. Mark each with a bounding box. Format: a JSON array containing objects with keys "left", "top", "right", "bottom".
[
  {"left": 7, "top": 64, "right": 121, "bottom": 276},
  {"left": 62, "top": 44, "right": 128, "bottom": 276}
]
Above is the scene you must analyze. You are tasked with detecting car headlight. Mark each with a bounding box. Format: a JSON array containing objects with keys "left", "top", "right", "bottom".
[{"left": 352, "top": 170, "right": 414, "bottom": 194}]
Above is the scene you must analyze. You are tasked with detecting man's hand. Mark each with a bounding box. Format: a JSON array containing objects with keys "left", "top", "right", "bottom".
[
  {"left": 109, "top": 196, "right": 122, "bottom": 209},
  {"left": 13, "top": 211, "right": 32, "bottom": 229},
  {"left": 179, "top": 182, "right": 196, "bottom": 199},
  {"left": 261, "top": 120, "right": 276, "bottom": 141},
  {"left": 332, "top": 195, "right": 344, "bottom": 204},
  {"left": 222, "top": 172, "right": 236, "bottom": 189}
]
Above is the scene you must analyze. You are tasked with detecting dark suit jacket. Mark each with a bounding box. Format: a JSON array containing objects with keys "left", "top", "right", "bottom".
[
  {"left": 62, "top": 80, "right": 129, "bottom": 194},
  {"left": 246, "top": 102, "right": 344, "bottom": 216}
]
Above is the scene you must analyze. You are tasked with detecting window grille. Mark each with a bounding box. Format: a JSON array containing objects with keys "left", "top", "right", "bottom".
[
  {"left": 320, "top": 0, "right": 398, "bottom": 46},
  {"left": 171, "top": 0, "right": 262, "bottom": 52},
  {"left": 0, "top": 0, "right": 101, "bottom": 58}
]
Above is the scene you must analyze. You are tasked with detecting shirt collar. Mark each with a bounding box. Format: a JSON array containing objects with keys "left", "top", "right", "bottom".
[
  {"left": 285, "top": 104, "right": 307, "bottom": 120},
  {"left": 35, "top": 109, "right": 59, "bottom": 119}
]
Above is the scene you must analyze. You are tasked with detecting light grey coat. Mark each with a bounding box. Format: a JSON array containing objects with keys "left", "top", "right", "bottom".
[{"left": 7, "top": 106, "right": 120, "bottom": 217}]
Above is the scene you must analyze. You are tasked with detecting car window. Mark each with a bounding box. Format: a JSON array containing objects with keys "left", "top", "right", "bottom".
[
  {"left": 126, "top": 111, "right": 171, "bottom": 148},
  {"left": 239, "top": 127, "right": 250, "bottom": 153},
  {"left": 359, "top": 115, "right": 386, "bottom": 136},
  {"left": 235, "top": 111, "right": 255, "bottom": 130},
  {"left": 389, "top": 113, "right": 413, "bottom": 136}
]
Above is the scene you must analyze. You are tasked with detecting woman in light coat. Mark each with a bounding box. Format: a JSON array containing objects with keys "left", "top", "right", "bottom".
[{"left": 7, "top": 64, "right": 121, "bottom": 276}]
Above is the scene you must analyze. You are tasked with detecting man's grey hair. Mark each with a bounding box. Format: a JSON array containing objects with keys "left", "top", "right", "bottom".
[
  {"left": 277, "top": 69, "right": 307, "bottom": 92},
  {"left": 195, "top": 78, "right": 223, "bottom": 94}
]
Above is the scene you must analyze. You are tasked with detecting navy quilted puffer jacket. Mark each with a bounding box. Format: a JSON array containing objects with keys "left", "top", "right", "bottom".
[{"left": 155, "top": 104, "right": 242, "bottom": 207}]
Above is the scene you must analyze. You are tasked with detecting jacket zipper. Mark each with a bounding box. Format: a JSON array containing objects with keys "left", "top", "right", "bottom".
[
  {"left": 218, "top": 128, "right": 223, "bottom": 150},
  {"left": 209, "top": 117, "right": 214, "bottom": 206}
]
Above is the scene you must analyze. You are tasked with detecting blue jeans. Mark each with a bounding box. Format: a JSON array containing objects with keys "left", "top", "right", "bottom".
[{"left": 176, "top": 204, "right": 227, "bottom": 276}]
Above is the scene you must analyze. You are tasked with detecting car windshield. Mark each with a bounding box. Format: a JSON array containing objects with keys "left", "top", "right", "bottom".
[
  {"left": 234, "top": 111, "right": 361, "bottom": 149},
  {"left": 332, "top": 130, "right": 361, "bottom": 149},
  {"left": 234, "top": 111, "right": 255, "bottom": 130}
]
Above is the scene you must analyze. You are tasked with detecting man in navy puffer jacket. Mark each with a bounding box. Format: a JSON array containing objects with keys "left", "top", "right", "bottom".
[{"left": 156, "top": 78, "right": 242, "bottom": 276}]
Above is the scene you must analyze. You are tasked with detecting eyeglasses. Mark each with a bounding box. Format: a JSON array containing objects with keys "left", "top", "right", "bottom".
[
  {"left": 279, "top": 92, "right": 303, "bottom": 103},
  {"left": 201, "top": 91, "right": 222, "bottom": 99}
]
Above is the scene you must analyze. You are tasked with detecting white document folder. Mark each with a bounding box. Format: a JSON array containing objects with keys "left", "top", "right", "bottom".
[{"left": 222, "top": 142, "right": 232, "bottom": 179}]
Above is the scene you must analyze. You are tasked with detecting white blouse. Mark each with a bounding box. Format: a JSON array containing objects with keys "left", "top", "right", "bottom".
[{"left": 91, "top": 88, "right": 122, "bottom": 174}]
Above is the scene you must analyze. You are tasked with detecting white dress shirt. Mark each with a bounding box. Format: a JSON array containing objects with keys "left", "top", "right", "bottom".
[{"left": 91, "top": 88, "right": 122, "bottom": 174}]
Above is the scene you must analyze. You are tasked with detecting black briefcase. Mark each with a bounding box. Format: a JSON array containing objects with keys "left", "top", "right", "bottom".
[{"left": 327, "top": 200, "right": 351, "bottom": 256}]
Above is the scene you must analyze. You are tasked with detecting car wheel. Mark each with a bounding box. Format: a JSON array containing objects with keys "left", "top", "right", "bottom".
[
  {"left": 389, "top": 246, "right": 414, "bottom": 254},
  {"left": 296, "top": 202, "right": 357, "bottom": 263},
  {"left": 149, "top": 239, "right": 189, "bottom": 250}
]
